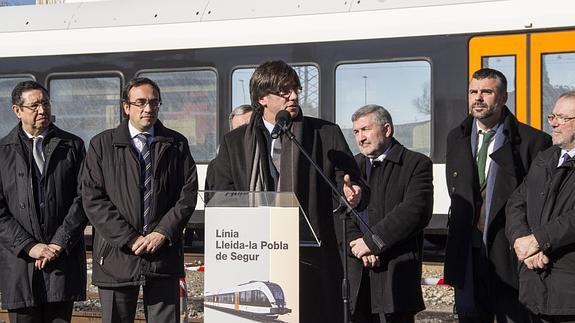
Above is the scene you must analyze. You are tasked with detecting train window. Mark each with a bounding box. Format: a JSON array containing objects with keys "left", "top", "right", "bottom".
[
  {"left": 335, "top": 61, "right": 431, "bottom": 156},
  {"left": 541, "top": 52, "right": 575, "bottom": 133},
  {"left": 0, "top": 76, "right": 34, "bottom": 138},
  {"left": 231, "top": 65, "right": 319, "bottom": 117},
  {"left": 49, "top": 76, "right": 121, "bottom": 146},
  {"left": 482, "top": 56, "right": 516, "bottom": 114},
  {"left": 139, "top": 70, "right": 217, "bottom": 163}
]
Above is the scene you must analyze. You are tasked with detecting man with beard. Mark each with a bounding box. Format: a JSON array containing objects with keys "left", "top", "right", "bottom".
[
  {"left": 444, "top": 68, "right": 551, "bottom": 322},
  {"left": 212, "top": 60, "right": 366, "bottom": 323},
  {"left": 507, "top": 92, "right": 575, "bottom": 322}
]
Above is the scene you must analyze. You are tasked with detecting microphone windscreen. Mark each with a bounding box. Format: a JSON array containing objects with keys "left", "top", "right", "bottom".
[{"left": 275, "top": 110, "right": 291, "bottom": 123}]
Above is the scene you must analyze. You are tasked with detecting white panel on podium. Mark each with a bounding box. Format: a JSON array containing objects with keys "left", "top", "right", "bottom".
[{"left": 203, "top": 191, "right": 314, "bottom": 323}]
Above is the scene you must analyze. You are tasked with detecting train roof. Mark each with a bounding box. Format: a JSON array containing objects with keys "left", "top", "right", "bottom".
[{"left": 0, "top": 0, "right": 573, "bottom": 58}]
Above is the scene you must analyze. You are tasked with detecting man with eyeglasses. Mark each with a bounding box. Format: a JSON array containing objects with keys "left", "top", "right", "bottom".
[
  {"left": 0, "top": 81, "right": 87, "bottom": 322},
  {"left": 507, "top": 91, "right": 575, "bottom": 322},
  {"left": 444, "top": 68, "right": 551, "bottom": 322},
  {"left": 212, "top": 60, "right": 367, "bottom": 323},
  {"left": 82, "top": 77, "right": 198, "bottom": 322}
]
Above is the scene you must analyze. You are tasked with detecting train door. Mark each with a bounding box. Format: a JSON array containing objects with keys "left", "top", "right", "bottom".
[
  {"left": 530, "top": 30, "right": 575, "bottom": 132},
  {"left": 468, "top": 34, "right": 527, "bottom": 122},
  {"left": 469, "top": 30, "right": 575, "bottom": 131}
]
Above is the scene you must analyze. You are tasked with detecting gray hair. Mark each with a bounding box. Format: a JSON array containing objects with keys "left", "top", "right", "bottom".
[
  {"left": 559, "top": 91, "right": 575, "bottom": 101},
  {"left": 352, "top": 104, "right": 394, "bottom": 134},
  {"left": 229, "top": 104, "right": 254, "bottom": 128}
]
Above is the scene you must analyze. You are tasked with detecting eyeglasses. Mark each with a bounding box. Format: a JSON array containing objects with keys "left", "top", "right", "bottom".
[
  {"left": 128, "top": 98, "right": 162, "bottom": 109},
  {"left": 547, "top": 114, "right": 575, "bottom": 125},
  {"left": 270, "top": 88, "right": 301, "bottom": 99},
  {"left": 18, "top": 100, "right": 51, "bottom": 112}
]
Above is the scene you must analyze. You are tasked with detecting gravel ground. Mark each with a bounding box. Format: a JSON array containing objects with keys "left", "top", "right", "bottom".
[{"left": 5, "top": 259, "right": 456, "bottom": 322}]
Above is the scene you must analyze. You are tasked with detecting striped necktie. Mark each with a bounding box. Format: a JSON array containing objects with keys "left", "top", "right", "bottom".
[{"left": 137, "top": 133, "right": 152, "bottom": 233}]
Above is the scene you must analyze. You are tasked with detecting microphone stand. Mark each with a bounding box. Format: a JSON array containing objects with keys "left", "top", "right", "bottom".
[{"left": 280, "top": 124, "right": 384, "bottom": 323}]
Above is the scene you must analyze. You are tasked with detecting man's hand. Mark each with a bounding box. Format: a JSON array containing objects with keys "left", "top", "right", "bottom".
[
  {"left": 130, "top": 232, "right": 167, "bottom": 256},
  {"left": 343, "top": 174, "right": 362, "bottom": 208},
  {"left": 523, "top": 251, "right": 549, "bottom": 270},
  {"left": 361, "top": 255, "right": 380, "bottom": 268},
  {"left": 513, "top": 234, "right": 540, "bottom": 261},
  {"left": 350, "top": 237, "right": 372, "bottom": 259},
  {"left": 27, "top": 243, "right": 57, "bottom": 261}
]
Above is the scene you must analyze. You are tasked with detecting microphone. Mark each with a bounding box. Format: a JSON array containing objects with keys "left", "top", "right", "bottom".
[{"left": 271, "top": 110, "right": 291, "bottom": 139}]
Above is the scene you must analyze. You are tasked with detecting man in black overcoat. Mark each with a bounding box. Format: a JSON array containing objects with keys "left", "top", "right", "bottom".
[
  {"left": 0, "top": 81, "right": 87, "bottom": 322},
  {"left": 212, "top": 60, "right": 366, "bottom": 323},
  {"left": 346, "top": 104, "right": 432, "bottom": 323},
  {"left": 506, "top": 91, "right": 575, "bottom": 322},
  {"left": 444, "top": 68, "right": 551, "bottom": 322}
]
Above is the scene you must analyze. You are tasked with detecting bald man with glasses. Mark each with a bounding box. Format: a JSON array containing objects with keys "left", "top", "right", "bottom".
[{"left": 507, "top": 91, "right": 575, "bottom": 322}]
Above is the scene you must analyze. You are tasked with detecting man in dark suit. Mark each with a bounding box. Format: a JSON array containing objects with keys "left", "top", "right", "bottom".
[
  {"left": 507, "top": 91, "right": 575, "bottom": 322},
  {"left": 347, "top": 104, "right": 433, "bottom": 323},
  {"left": 0, "top": 81, "right": 87, "bottom": 322},
  {"left": 82, "top": 77, "right": 198, "bottom": 323},
  {"left": 444, "top": 68, "right": 551, "bottom": 322},
  {"left": 212, "top": 60, "right": 366, "bottom": 323}
]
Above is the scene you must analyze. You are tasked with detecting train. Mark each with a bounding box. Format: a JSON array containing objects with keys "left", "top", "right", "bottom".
[
  {"left": 204, "top": 280, "right": 292, "bottom": 319},
  {"left": 0, "top": 0, "right": 574, "bottom": 248}
]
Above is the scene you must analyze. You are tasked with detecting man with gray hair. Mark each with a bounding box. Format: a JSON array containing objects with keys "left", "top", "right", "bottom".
[
  {"left": 228, "top": 104, "right": 254, "bottom": 130},
  {"left": 205, "top": 104, "right": 254, "bottom": 191},
  {"left": 507, "top": 91, "right": 575, "bottom": 321},
  {"left": 346, "top": 104, "right": 433, "bottom": 322}
]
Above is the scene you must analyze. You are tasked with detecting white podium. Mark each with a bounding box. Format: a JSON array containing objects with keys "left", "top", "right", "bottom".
[{"left": 202, "top": 191, "right": 318, "bottom": 323}]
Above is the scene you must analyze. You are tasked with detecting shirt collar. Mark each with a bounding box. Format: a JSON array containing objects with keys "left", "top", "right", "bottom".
[
  {"left": 128, "top": 121, "right": 154, "bottom": 139},
  {"left": 262, "top": 118, "right": 275, "bottom": 134},
  {"left": 370, "top": 140, "right": 394, "bottom": 163},
  {"left": 21, "top": 127, "right": 48, "bottom": 139},
  {"left": 561, "top": 148, "right": 575, "bottom": 159},
  {"left": 475, "top": 119, "right": 501, "bottom": 135}
]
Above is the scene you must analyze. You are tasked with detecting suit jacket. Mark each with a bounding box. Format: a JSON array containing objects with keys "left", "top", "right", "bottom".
[
  {"left": 506, "top": 146, "right": 575, "bottom": 315},
  {"left": 82, "top": 119, "right": 198, "bottom": 287},
  {"left": 213, "top": 112, "right": 365, "bottom": 323},
  {"left": 0, "top": 124, "right": 87, "bottom": 310},
  {"left": 346, "top": 140, "right": 433, "bottom": 314},
  {"left": 444, "top": 107, "right": 551, "bottom": 290}
]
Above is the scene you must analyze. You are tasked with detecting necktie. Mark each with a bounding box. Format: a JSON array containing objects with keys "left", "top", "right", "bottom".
[
  {"left": 33, "top": 136, "right": 44, "bottom": 175},
  {"left": 559, "top": 152, "right": 571, "bottom": 167},
  {"left": 137, "top": 134, "right": 152, "bottom": 233},
  {"left": 271, "top": 136, "right": 282, "bottom": 189},
  {"left": 477, "top": 130, "right": 495, "bottom": 187}
]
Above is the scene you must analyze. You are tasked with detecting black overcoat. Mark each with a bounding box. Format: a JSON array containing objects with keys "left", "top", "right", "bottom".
[
  {"left": 0, "top": 124, "right": 87, "bottom": 310},
  {"left": 506, "top": 146, "right": 575, "bottom": 315},
  {"left": 213, "top": 113, "right": 365, "bottom": 323},
  {"left": 444, "top": 108, "right": 551, "bottom": 291},
  {"left": 82, "top": 119, "right": 198, "bottom": 287},
  {"left": 346, "top": 140, "right": 432, "bottom": 315}
]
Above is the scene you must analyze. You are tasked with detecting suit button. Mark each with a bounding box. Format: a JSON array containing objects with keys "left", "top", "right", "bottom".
[
  {"left": 544, "top": 243, "right": 551, "bottom": 250},
  {"left": 452, "top": 171, "right": 458, "bottom": 178},
  {"left": 18, "top": 172, "right": 24, "bottom": 177},
  {"left": 451, "top": 186, "right": 456, "bottom": 193},
  {"left": 19, "top": 203, "right": 25, "bottom": 209}
]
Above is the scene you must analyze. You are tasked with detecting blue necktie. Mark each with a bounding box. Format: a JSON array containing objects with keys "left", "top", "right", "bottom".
[{"left": 137, "top": 134, "right": 152, "bottom": 233}]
